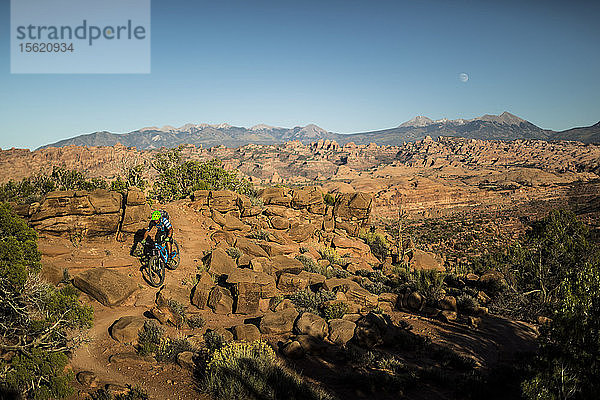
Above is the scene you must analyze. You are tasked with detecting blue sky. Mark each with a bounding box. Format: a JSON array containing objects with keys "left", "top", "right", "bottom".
[{"left": 1, "top": 0, "right": 599, "bottom": 150}]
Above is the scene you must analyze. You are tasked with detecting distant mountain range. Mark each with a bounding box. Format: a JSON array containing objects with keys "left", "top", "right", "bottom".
[{"left": 38, "top": 112, "right": 600, "bottom": 150}]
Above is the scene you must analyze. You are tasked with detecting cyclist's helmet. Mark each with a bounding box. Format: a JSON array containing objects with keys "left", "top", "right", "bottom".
[{"left": 151, "top": 210, "right": 161, "bottom": 221}]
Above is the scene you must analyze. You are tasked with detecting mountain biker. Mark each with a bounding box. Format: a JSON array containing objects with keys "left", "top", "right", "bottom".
[{"left": 141, "top": 210, "right": 175, "bottom": 259}]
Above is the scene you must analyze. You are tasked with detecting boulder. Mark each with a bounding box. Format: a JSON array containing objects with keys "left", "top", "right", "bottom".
[
  {"left": 295, "top": 334, "right": 328, "bottom": 355},
  {"left": 410, "top": 249, "right": 444, "bottom": 271},
  {"left": 259, "top": 242, "right": 298, "bottom": 257},
  {"left": 109, "top": 316, "right": 146, "bottom": 344},
  {"left": 440, "top": 310, "right": 458, "bottom": 323},
  {"left": 207, "top": 287, "right": 234, "bottom": 314},
  {"left": 288, "top": 222, "right": 317, "bottom": 243},
  {"left": 191, "top": 272, "right": 216, "bottom": 309},
  {"left": 439, "top": 295, "right": 457, "bottom": 312},
  {"left": 149, "top": 306, "right": 177, "bottom": 326},
  {"left": 235, "top": 237, "right": 269, "bottom": 258},
  {"left": 40, "top": 261, "right": 65, "bottom": 285},
  {"left": 223, "top": 213, "right": 246, "bottom": 231},
  {"left": 295, "top": 312, "right": 328, "bottom": 340},
  {"left": 177, "top": 351, "right": 195, "bottom": 370},
  {"left": 211, "top": 230, "right": 237, "bottom": 246},
  {"left": 260, "top": 308, "right": 299, "bottom": 334},
  {"left": 328, "top": 319, "right": 356, "bottom": 346},
  {"left": 73, "top": 268, "right": 137, "bottom": 307},
  {"left": 156, "top": 284, "right": 191, "bottom": 308},
  {"left": 270, "top": 216, "right": 290, "bottom": 230},
  {"left": 126, "top": 188, "right": 147, "bottom": 206},
  {"left": 331, "top": 236, "right": 372, "bottom": 258},
  {"left": 259, "top": 187, "right": 292, "bottom": 206},
  {"left": 205, "top": 248, "right": 237, "bottom": 276},
  {"left": 479, "top": 270, "right": 506, "bottom": 288},
  {"left": 209, "top": 190, "right": 239, "bottom": 213},
  {"left": 192, "top": 190, "right": 210, "bottom": 207},
  {"left": 354, "top": 312, "right": 391, "bottom": 348},
  {"left": 281, "top": 340, "right": 305, "bottom": 359},
  {"left": 121, "top": 203, "right": 151, "bottom": 234},
  {"left": 406, "top": 292, "right": 423, "bottom": 311},
  {"left": 333, "top": 192, "right": 372, "bottom": 220},
  {"left": 233, "top": 324, "right": 261, "bottom": 341},
  {"left": 270, "top": 255, "right": 304, "bottom": 276},
  {"left": 277, "top": 272, "right": 310, "bottom": 294},
  {"left": 291, "top": 187, "right": 325, "bottom": 214},
  {"left": 77, "top": 371, "right": 99, "bottom": 388},
  {"left": 87, "top": 190, "right": 123, "bottom": 214},
  {"left": 226, "top": 269, "right": 277, "bottom": 299}
]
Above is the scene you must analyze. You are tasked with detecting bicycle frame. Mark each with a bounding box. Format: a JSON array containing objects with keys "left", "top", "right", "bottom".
[{"left": 153, "top": 242, "right": 171, "bottom": 264}]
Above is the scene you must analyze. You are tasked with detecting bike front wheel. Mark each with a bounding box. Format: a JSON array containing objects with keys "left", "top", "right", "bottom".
[
  {"left": 145, "top": 254, "right": 165, "bottom": 287},
  {"left": 166, "top": 239, "right": 180, "bottom": 270}
]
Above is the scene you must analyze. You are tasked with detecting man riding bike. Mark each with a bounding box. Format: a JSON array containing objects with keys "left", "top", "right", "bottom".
[{"left": 141, "top": 210, "right": 175, "bottom": 259}]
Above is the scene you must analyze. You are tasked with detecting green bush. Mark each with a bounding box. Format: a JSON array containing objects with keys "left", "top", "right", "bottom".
[
  {"left": 137, "top": 320, "right": 165, "bottom": 356},
  {"left": 155, "top": 337, "right": 194, "bottom": 363},
  {"left": 323, "top": 193, "right": 336, "bottom": 206},
  {"left": 0, "top": 203, "right": 93, "bottom": 399},
  {"left": 0, "top": 167, "right": 110, "bottom": 205},
  {"left": 201, "top": 340, "right": 333, "bottom": 400},
  {"left": 204, "top": 330, "right": 227, "bottom": 353},
  {"left": 187, "top": 314, "right": 206, "bottom": 329},
  {"left": 226, "top": 247, "right": 243, "bottom": 261},
  {"left": 456, "top": 294, "right": 479, "bottom": 312},
  {"left": 323, "top": 302, "right": 349, "bottom": 320},
  {"left": 289, "top": 289, "right": 336, "bottom": 315},
  {"left": 520, "top": 212, "right": 600, "bottom": 400},
  {"left": 150, "top": 148, "right": 254, "bottom": 202},
  {"left": 318, "top": 247, "right": 345, "bottom": 267},
  {"left": 410, "top": 269, "right": 446, "bottom": 304},
  {"left": 248, "top": 230, "right": 271, "bottom": 241},
  {"left": 359, "top": 229, "right": 390, "bottom": 261},
  {"left": 295, "top": 254, "right": 349, "bottom": 279},
  {"left": 91, "top": 385, "right": 149, "bottom": 400}
]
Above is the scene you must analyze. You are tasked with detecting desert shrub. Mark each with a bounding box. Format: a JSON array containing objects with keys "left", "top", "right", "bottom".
[
  {"left": 363, "top": 280, "right": 391, "bottom": 295},
  {"left": 0, "top": 203, "right": 93, "bottom": 399},
  {"left": 359, "top": 229, "right": 390, "bottom": 261},
  {"left": 187, "top": 314, "right": 206, "bottom": 329},
  {"left": 296, "top": 254, "right": 349, "bottom": 279},
  {"left": 91, "top": 385, "right": 149, "bottom": 400},
  {"left": 0, "top": 167, "right": 109, "bottom": 205},
  {"left": 155, "top": 337, "right": 194, "bottom": 363},
  {"left": 345, "top": 346, "right": 417, "bottom": 394},
  {"left": 137, "top": 320, "right": 165, "bottom": 356},
  {"left": 250, "top": 196, "right": 264, "bottom": 208},
  {"left": 456, "top": 294, "right": 479, "bottom": 312},
  {"left": 150, "top": 148, "right": 254, "bottom": 202},
  {"left": 323, "top": 192, "right": 336, "bottom": 206},
  {"left": 318, "top": 247, "right": 345, "bottom": 267},
  {"left": 248, "top": 230, "right": 271, "bottom": 241},
  {"left": 110, "top": 176, "right": 128, "bottom": 194},
  {"left": 201, "top": 340, "right": 333, "bottom": 400},
  {"left": 521, "top": 226, "right": 600, "bottom": 400},
  {"left": 289, "top": 289, "right": 336, "bottom": 315},
  {"left": 166, "top": 299, "right": 188, "bottom": 329},
  {"left": 299, "top": 246, "right": 309, "bottom": 254},
  {"left": 323, "top": 302, "right": 349, "bottom": 320},
  {"left": 204, "top": 330, "right": 227, "bottom": 353},
  {"left": 226, "top": 247, "right": 243, "bottom": 261},
  {"left": 410, "top": 269, "right": 446, "bottom": 304}
]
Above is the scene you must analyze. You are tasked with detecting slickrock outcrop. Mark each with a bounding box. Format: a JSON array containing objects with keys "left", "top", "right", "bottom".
[{"left": 73, "top": 268, "right": 138, "bottom": 306}]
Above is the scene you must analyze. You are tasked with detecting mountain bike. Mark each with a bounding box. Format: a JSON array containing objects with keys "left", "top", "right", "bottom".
[{"left": 143, "top": 238, "right": 180, "bottom": 287}]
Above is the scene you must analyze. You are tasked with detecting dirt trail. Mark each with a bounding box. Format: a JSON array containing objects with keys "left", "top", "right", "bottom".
[{"left": 57, "top": 200, "right": 214, "bottom": 399}]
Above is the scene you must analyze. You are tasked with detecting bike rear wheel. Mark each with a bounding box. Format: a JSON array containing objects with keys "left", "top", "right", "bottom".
[
  {"left": 145, "top": 254, "right": 165, "bottom": 287},
  {"left": 166, "top": 239, "right": 180, "bottom": 270}
]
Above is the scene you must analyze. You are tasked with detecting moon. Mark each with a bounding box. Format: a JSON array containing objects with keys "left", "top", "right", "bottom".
[{"left": 459, "top": 73, "right": 469, "bottom": 83}]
